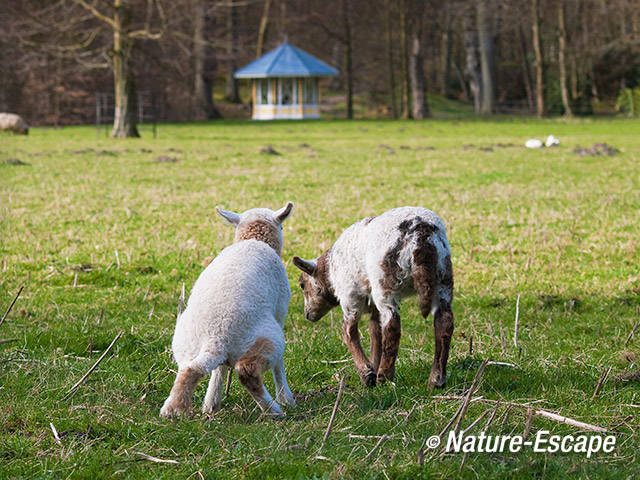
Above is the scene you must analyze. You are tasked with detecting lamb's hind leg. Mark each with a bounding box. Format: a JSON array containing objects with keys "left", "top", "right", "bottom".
[
  {"left": 202, "top": 365, "right": 227, "bottom": 414},
  {"left": 235, "top": 337, "right": 283, "bottom": 416},
  {"left": 430, "top": 301, "right": 454, "bottom": 388},
  {"left": 160, "top": 351, "right": 220, "bottom": 417},
  {"left": 377, "top": 305, "right": 401, "bottom": 384},
  {"left": 342, "top": 309, "right": 376, "bottom": 387},
  {"left": 369, "top": 308, "right": 382, "bottom": 371},
  {"left": 272, "top": 356, "right": 296, "bottom": 408}
]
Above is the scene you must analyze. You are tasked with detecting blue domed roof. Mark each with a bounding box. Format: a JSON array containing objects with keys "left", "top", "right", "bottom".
[{"left": 235, "top": 42, "right": 338, "bottom": 78}]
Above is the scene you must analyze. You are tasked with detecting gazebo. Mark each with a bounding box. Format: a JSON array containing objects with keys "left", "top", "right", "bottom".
[{"left": 234, "top": 42, "right": 338, "bottom": 120}]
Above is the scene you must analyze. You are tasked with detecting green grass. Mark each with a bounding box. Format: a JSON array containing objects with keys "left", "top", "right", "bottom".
[{"left": 1, "top": 117, "right": 639, "bottom": 479}]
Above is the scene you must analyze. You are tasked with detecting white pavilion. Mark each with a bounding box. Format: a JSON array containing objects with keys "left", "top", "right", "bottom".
[{"left": 234, "top": 42, "right": 338, "bottom": 120}]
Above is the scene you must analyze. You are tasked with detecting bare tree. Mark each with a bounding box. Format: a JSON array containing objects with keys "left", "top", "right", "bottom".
[
  {"left": 409, "top": 0, "right": 429, "bottom": 118},
  {"left": 463, "top": 3, "right": 482, "bottom": 112},
  {"left": 69, "top": 0, "right": 166, "bottom": 137},
  {"left": 531, "top": 0, "right": 545, "bottom": 116},
  {"left": 557, "top": 0, "right": 572, "bottom": 116},
  {"left": 193, "top": 0, "right": 222, "bottom": 119},
  {"left": 225, "top": 0, "right": 241, "bottom": 103},
  {"left": 477, "top": 0, "right": 495, "bottom": 113},
  {"left": 385, "top": 0, "right": 398, "bottom": 118}
]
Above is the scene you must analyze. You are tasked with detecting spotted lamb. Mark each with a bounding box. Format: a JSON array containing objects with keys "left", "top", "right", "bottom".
[
  {"left": 293, "top": 206, "right": 454, "bottom": 388},
  {"left": 160, "top": 202, "right": 296, "bottom": 417}
]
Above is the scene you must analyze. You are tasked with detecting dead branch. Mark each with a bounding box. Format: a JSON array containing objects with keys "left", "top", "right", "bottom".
[
  {"left": 321, "top": 372, "right": 346, "bottom": 449},
  {"left": 592, "top": 366, "right": 612, "bottom": 400},
  {"left": 133, "top": 451, "right": 179, "bottom": 464},
  {"left": 64, "top": 330, "right": 123, "bottom": 398},
  {"left": 0, "top": 285, "right": 24, "bottom": 329},
  {"left": 364, "top": 434, "right": 388, "bottom": 460},
  {"left": 454, "top": 360, "right": 489, "bottom": 434},
  {"left": 513, "top": 293, "right": 521, "bottom": 348}
]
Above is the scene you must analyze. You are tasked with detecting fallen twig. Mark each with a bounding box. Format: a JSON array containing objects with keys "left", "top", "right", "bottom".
[
  {"left": 50, "top": 422, "right": 62, "bottom": 445},
  {"left": 0, "top": 285, "right": 24, "bottom": 328},
  {"left": 364, "top": 434, "right": 388, "bottom": 460},
  {"left": 427, "top": 395, "right": 607, "bottom": 433},
  {"left": 64, "top": 331, "right": 123, "bottom": 398},
  {"left": 321, "top": 358, "right": 351, "bottom": 365},
  {"left": 133, "top": 451, "right": 179, "bottom": 464},
  {"left": 625, "top": 322, "right": 639, "bottom": 346},
  {"left": 513, "top": 293, "right": 521, "bottom": 348},
  {"left": 454, "top": 360, "right": 488, "bottom": 434},
  {"left": 0, "top": 338, "right": 18, "bottom": 345},
  {"left": 487, "top": 361, "right": 520, "bottom": 368},
  {"left": 592, "top": 366, "right": 612, "bottom": 400},
  {"left": 523, "top": 407, "right": 534, "bottom": 440},
  {"left": 321, "top": 372, "right": 346, "bottom": 449}
]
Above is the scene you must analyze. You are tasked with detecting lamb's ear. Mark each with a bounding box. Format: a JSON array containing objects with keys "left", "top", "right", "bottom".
[
  {"left": 274, "top": 201, "right": 294, "bottom": 224},
  {"left": 293, "top": 256, "right": 316, "bottom": 276},
  {"left": 216, "top": 206, "right": 241, "bottom": 226}
]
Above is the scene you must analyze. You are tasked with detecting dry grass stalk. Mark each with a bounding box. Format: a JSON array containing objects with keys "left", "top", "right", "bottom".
[
  {"left": 592, "top": 366, "right": 612, "bottom": 400},
  {"left": 454, "top": 360, "right": 489, "bottom": 434},
  {"left": 625, "top": 322, "right": 639, "bottom": 346},
  {"left": 428, "top": 394, "right": 607, "bottom": 433},
  {"left": 0, "top": 285, "right": 24, "bottom": 328},
  {"left": 364, "top": 434, "right": 388, "bottom": 460},
  {"left": 64, "top": 330, "right": 123, "bottom": 398},
  {"left": 523, "top": 407, "right": 534, "bottom": 440},
  {"left": 50, "top": 422, "right": 62, "bottom": 445},
  {"left": 514, "top": 293, "right": 521, "bottom": 348},
  {"left": 321, "top": 373, "right": 347, "bottom": 449},
  {"left": 133, "top": 451, "right": 179, "bottom": 464}
]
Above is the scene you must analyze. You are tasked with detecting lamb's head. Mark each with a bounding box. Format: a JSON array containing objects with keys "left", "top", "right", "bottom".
[
  {"left": 216, "top": 202, "right": 294, "bottom": 256},
  {"left": 293, "top": 252, "right": 339, "bottom": 322}
]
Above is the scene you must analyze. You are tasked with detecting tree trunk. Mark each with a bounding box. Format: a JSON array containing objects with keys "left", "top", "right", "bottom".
[
  {"left": 399, "top": 0, "right": 411, "bottom": 118},
  {"left": 385, "top": 0, "right": 398, "bottom": 118},
  {"left": 463, "top": 4, "right": 481, "bottom": 113},
  {"left": 557, "top": 1, "right": 572, "bottom": 116},
  {"left": 410, "top": 34, "right": 429, "bottom": 119},
  {"left": 477, "top": 0, "right": 495, "bottom": 114},
  {"left": 341, "top": 0, "right": 353, "bottom": 119},
  {"left": 193, "top": 0, "right": 221, "bottom": 120},
  {"left": 111, "top": 0, "right": 139, "bottom": 138},
  {"left": 439, "top": 3, "right": 452, "bottom": 97},
  {"left": 531, "top": 0, "right": 545, "bottom": 117},
  {"left": 256, "top": 0, "right": 272, "bottom": 57},
  {"left": 329, "top": 42, "right": 343, "bottom": 90},
  {"left": 225, "top": 0, "right": 240, "bottom": 103},
  {"left": 518, "top": 24, "right": 534, "bottom": 112}
]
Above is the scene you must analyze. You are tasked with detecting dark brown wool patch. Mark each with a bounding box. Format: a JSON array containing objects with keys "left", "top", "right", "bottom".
[
  {"left": 381, "top": 217, "right": 439, "bottom": 295},
  {"left": 235, "top": 337, "right": 274, "bottom": 395},
  {"left": 314, "top": 249, "right": 340, "bottom": 307},
  {"left": 235, "top": 220, "right": 281, "bottom": 253},
  {"left": 362, "top": 216, "right": 376, "bottom": 225}
]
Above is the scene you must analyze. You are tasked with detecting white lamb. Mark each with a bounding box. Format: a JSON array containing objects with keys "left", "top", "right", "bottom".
[
  {"left": 293, "top": 207, "right": 454, "bottom": 389},
  {"left": 160, "top": 202, "right": 296, "bottom": 417}
]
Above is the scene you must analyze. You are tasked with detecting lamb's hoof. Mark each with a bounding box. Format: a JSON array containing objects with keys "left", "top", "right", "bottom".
[
  {"left": 160, "top": 399, "right": 187, "bottom": 418},
  {"left": 376, "top": 366, "right": 395, "bottom": 385},
  {"left": 429, "top": 369, "right": 446, "bottom": 389},
  {"left": 359, "top": 367, "right": 377, "bottom": 387},
  {"left": 269, "top": 403, "right": 284, "bottom": 418},
  {"left": 202, "top": 402, "right": 221, "bottom": 415}
]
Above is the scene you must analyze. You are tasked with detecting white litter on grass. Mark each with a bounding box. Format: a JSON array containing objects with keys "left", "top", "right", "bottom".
[
  {"left": 525, "top": 135, "right": 560, "bottom": 149},
  {"left": 545, "top": 135, "right": 560, "bottom": 147}
]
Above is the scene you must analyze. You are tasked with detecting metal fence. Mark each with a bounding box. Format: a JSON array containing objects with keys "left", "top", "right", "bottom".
[{"left": 95, "top": 90, "right": 157, "bottom": 138}]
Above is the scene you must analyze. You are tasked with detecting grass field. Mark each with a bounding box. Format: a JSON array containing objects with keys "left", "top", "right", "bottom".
[{"left": 1, "top": 118, "right": 639, "bottom": 479}]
